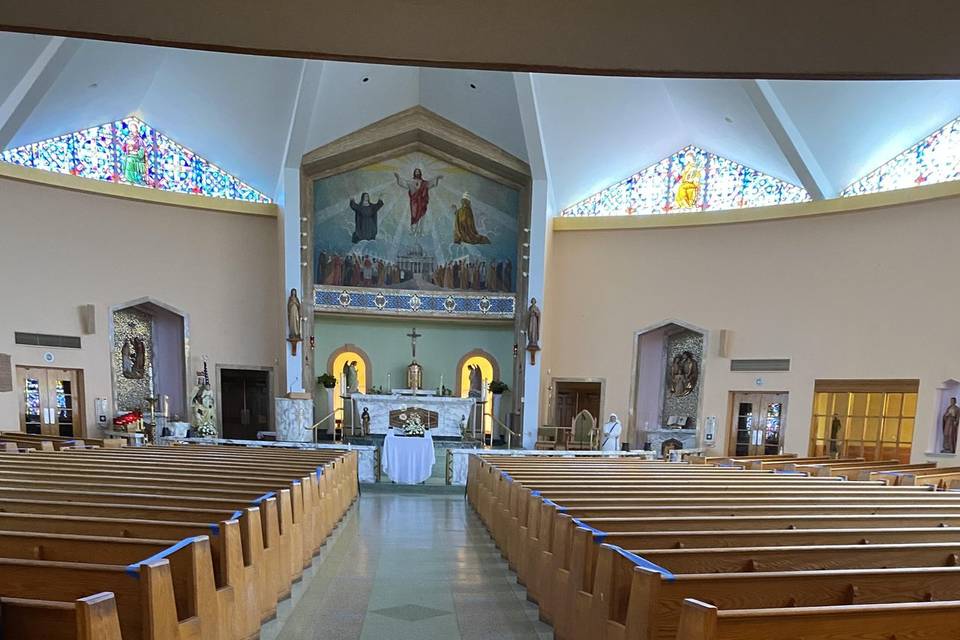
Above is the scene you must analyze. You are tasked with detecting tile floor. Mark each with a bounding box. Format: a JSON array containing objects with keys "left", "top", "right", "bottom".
[{"left": 271, "top": 484, "right": 553, "bottom": 640}]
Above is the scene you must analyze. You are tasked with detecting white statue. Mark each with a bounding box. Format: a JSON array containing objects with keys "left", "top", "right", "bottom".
[
  {"left": 600, "top": 413, "right": 622, "bottom": 452},
  {"left": 191, "top": 383, "right": 217, "bottom": 438}
]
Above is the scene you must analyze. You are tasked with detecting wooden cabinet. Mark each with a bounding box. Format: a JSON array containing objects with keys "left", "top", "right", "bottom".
[{"left": 16, "top": 366, "right": 84, "bottom": 437}]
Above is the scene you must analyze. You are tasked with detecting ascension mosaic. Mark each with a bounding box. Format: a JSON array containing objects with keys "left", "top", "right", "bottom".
[
  {"left": 561, "top": 145, "right": 810, "bottom": 217},
  {"left": 312, "top": 151, "right": 519, "bottom": 318},
  {"left": 0, "top": 116, "right": 270, "bottom": 203}
]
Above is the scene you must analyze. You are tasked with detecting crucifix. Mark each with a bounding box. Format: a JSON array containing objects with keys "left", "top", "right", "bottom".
[
  {"left": 406, "top": 327, "right": 422, "bottom": 359},
  {"left": 405, "top": 327, "right": 423, "bottom": 392}
]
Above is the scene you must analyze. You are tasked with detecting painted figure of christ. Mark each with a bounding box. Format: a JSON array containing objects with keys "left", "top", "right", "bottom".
[{"left": 394, "top": 168, "right": 442, "bottom": 237}]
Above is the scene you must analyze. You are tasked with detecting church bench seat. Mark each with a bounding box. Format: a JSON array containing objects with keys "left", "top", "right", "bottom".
[
  {"left": 789, "top": 458, "right": 900, "bottom": 475},
  {"left": 0, "top": 592, "right": 123, "bottom": 640},
  {"left": 0, "top": 549, "right": 206, "bottom": 640},
  {"left": 825, "top": 462, "right": 937, "bottom": 479},
  {"left": 674, "top": 597, "right": 960, "bottom": 640},
  {"left": 607, "top": 564, "right": 960, "bottom": 640},
  {"left": 566, "top": 539, "right": 960, "bottom": 640},
  {"left": 746, "top": 456, "right": 863, "bottom": 471},
  {"left": 686, "top": 453, "right": 797, "bottom": 465}
]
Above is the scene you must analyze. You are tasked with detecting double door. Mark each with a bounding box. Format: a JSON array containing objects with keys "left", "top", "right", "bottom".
[
  {"left": 730, "top": 391, "right": 788, "bottom": 456},
  {"left": 16, "top": 366, "right": 84, "bottom": 437}
]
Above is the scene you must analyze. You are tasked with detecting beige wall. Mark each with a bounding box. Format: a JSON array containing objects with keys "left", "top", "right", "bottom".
[
  {"left": 0, "top": 176, "right": 281, "bottom": 432},
  {"left": 543, "top": 195, "right": 960, "bottom": 462}
]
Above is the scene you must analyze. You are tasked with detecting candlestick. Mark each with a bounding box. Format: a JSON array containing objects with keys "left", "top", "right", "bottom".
[
  {"left": 387, "top": 372, "right": 392, "bottom": 393},
  {"left": 439, "top": 374, "right": 444, "bottom": 392}
]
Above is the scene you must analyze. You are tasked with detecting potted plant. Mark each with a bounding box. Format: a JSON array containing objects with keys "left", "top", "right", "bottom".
[
  {"left": 488, "top": 380, "right": 509, "bottom": 430},
  {"left": 318, "top": 374, "right": 338, "bottom": 435}
]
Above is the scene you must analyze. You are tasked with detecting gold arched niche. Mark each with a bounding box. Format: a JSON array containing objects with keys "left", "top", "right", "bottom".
[
  {"left": 326, "top": 344, "right": 373, "bottom": 421},
  {"left": 456, "top": 349, "right": 501, "bottom": 436}
]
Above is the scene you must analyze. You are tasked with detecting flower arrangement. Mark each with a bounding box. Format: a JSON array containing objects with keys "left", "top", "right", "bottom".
[
  {"left": 317, "top": 373, "right": 337, "bottom": 389},
  {"left": 488, "top": 380, "right": 509, "bottom": 395},
  {"left": 397, "top": 412, "right": 427, "bottom": 437}
]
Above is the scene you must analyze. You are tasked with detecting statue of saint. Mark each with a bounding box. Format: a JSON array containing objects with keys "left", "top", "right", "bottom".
[
  {"left": 468, "top": 365, "right": 483, "bottom": 398},
  {"left": 394, "top": 168, "right": 442, "bottom": 238},
  {"left": 452, "top": 193, "right": 490, "bottom": 245},
  {"left": 121, "top": 337, "right": 147, "bottom": 380},
  {"left": 829, "top": 414, "right": 843, "bottom": 456},
  {"left": 674, "top": 150, "right": 702, "bottom": 209},
  {"left": 349, "top": 192, "right": 384, "bottom": 243},
  {"left": 360, "top": 407, "right": 371, "bottom": 436},
  {"left": 287, "top": 289, "right": 302, "bottom": 355},
  {"left": 943, "top": 397, "right": 960, "bottom": 453},
  {"left": 190, "top": 382, "right": 217, "bottom": 438},
  {"left": 343, "top": 360, "right": 359, "bottom": 395},
  {"left": 526, "top": 298, "right": 541, "bottom": 351}
]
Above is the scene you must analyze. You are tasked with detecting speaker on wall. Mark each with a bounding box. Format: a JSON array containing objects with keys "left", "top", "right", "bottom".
[
  {"left": 718, "top": 329, "right": 732, "bottom": 358},
  {"left": 79, "top": 304, "right": 96, "bottom": 335}
]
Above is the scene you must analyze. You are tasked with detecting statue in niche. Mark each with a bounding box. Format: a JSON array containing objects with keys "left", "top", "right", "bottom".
[
  {"left": 287, "top": 289, "right": 302, "bottom": 356},
  {"left": 349, "top": 192, "right": 384, "bottom": 243},
  {"left": 942, "top": 397, "right": 960, "bottom": 454},
  {"left": 121, "top": 336, "right": 146, "bottom": 380},
  {"left": 525, "top": 298, "right": 541, "bottom": 365},
  {"left": 468, "top": 365, "right": 483, "bottom": 399},
  {"left": 668, "top": 350, "right": 699, "bottom": 397},
  {"left": 452, "top": 192, "right": 490, "bottom": 245},
  {"left": 674, "top": 150, "right": 702, "bottom": 209},
  {"left": 394, "top": 168, "right": 443, "bottom": 238},
  {"left": 343, "top": 360, "right": 359, "bottom": 395}
]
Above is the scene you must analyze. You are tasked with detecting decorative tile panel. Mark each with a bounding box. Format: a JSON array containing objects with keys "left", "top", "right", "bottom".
[{"left": 314, "top": 285, "right": 516, "bottom": 320}]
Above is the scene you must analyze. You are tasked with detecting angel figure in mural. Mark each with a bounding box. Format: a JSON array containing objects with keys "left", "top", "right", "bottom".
[
  {"left": 394, "top": 168, "right": 442, "bottom": 238},
  {"left": 674, "top": 150, "right": 702, "bottom": 209},
  {"left": 122, "top": 132, "right": 147, "bottom": 185},
  {"left": 668, "top": 351, "right": 699, "bottom": 397},
  {"left": 349, "top": 192, "right": 384, "bottom": 243},
  {"left": 452, "top": 192, "right": 491, "bottom": 245}
]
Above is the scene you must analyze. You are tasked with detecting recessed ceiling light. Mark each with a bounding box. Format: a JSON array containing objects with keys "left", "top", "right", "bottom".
[
  {"left": 469, "top": 83, "right": 477, "bottom": 90},
  {"left": 88, "top": 82, "right": 98, "bottom": 89},
  {"left": 724, "top": 116, "right": 734, "bottom": 124},
  {"left": 362, "top": 77, "right": 369, "bottom": 83}
]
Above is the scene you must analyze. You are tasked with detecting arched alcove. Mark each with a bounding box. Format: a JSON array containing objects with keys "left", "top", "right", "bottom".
[
  {"left": 456, "top": 349, "right": 500, "bottom": 437},
  {"left": 326, "top": 344, "right": 373, "bottom": 421}
]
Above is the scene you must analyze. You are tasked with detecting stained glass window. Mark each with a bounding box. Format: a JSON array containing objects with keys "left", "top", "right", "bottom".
[
  {"left": 0, "top": 116, "right": 271, "bottom": 203},
  {"left": 560, "top": 145, "right": 809, "bottom": 217},
  {"left": 842, "top": 115, "right": 960, "bottom": 197}
]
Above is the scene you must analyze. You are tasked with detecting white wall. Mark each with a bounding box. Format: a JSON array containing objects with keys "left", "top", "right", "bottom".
[
  {"left": 543, "top": 195, "right": 960, "bottom": 462},
  {"left": 0, "top": 176, "right": 281, "bottom": 431}
]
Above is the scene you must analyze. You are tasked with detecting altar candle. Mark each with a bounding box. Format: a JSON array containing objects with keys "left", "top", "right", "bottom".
[
  {"left": 387, "top": 373, "right": 392, "bottom": 392},
  {"left": 341, "top": 374, "right": 346, "bottom": 394},
  {"left": 439, "top": 374, "right": 444, "bottom": 391}
]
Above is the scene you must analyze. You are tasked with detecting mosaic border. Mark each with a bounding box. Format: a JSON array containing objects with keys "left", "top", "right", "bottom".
[{"left": 313, "top": 285, "right": 516, "bottom": 320}]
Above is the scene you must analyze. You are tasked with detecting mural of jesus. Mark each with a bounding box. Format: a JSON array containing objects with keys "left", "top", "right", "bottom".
[{"left": 394, "top": 168, "right": 442, "bottom": 237}]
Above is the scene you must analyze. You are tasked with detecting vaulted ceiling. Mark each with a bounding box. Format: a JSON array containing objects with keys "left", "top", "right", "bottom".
[{"left": 3, "top": 32, "right": 960, "bottom": 210}]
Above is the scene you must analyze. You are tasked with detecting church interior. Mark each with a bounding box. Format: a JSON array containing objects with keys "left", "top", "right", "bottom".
[{"left": 3, "top": 3, "right": 960, "bottom": 638}]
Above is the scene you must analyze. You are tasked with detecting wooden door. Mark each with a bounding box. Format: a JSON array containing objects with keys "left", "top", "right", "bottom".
[
  {"left": 16, "top": 367, "right": 84, "bottom": 437},
  {"left": 729, "top": 392, "right": 788, "bottom": 456}
]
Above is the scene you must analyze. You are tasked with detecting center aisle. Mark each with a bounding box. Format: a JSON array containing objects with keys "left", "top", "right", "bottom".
[{"left": 274, "top": 485, "right": 553, "bottom": 640}]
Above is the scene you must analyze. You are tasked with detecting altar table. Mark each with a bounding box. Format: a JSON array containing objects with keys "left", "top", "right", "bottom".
[
  {"left": 352, "top": 393, "right": 478, "bottom": 437},
  {"left": 382, "top": 430, "right": 435, "bottom": 484}
]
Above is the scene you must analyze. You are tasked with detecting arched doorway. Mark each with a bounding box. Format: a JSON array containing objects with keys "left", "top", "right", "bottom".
[
  {"left": 456, "top": 350, "right": 500, "bottom": 438},
  {"left": 326, "top": 345, "right": 372, "bottom": 425}
]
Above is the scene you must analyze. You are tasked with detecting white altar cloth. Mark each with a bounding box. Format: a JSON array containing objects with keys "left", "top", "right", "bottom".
[
  {"left": 382, "top": 430, "right": 435, "bottom": 484},
  {"left": 352, "top": 393, "right": 477, "bottom": 437}
]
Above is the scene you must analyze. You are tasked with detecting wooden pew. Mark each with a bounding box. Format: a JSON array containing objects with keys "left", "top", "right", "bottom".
[
  {"left": 686, "top": 453, "right": 797, "bottom": 465},
  {"left": 608, "top": 565, "right": 960, "bottom": 640},
  {"left": 675, "top": 598, "right": 960, "bottom": 640},
  {"left": 1, "top": 592, "right": 124, "bottom": 640},
  {"left": 896, "top": 466, "right": 960, "bottom": 488}
]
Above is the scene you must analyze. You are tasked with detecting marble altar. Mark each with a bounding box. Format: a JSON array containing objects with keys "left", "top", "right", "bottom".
[
  {"left": 639, "top": 427, "right": 699, "bottom": 458},
  {"left": 351, "top": 393, "right": 478, "bottom": 438},
  {"left": 276, "top": 397, "right": 313, "bottom": 442}
]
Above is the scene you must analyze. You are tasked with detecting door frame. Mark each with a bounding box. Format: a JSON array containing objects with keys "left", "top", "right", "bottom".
[
  {"left": 215, "top": 364, "right": 276, "bottom": 436},
  {"left": 726, "top": 390, "right": 789, "bottom": 456},
  {"left": 550, "top": 377, "right": 606, "bottom": 427},
  {"left": 15, "top": 365, "right": 87, "bottom": 438}
]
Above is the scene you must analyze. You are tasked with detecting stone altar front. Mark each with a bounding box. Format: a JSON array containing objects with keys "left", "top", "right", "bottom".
[{"left": 351, "top": 393, "right": 478, "bottom": 438}]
